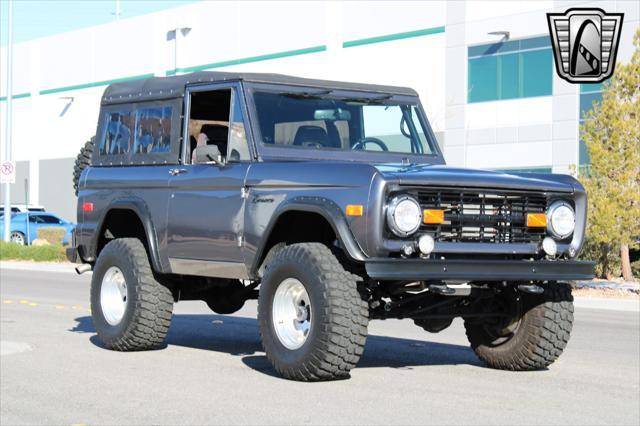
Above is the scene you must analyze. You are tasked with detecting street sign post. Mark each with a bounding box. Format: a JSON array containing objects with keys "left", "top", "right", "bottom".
[
  {"left": 1, "top": 161, "right": 16, "bottom": 184},
  {"left": 3, "top": 0, "right": 14, "bottom": 242}
]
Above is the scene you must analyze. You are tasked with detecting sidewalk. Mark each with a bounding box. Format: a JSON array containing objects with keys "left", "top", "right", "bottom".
[
  {"left": 573, "top": 297, "right": 639, "bottom": 312},
  {"left": 1, "top": 261, "right": 78, "bottom": 274},
  {"left": 1, "top": 260, "right": 638, "bottom": 312}
]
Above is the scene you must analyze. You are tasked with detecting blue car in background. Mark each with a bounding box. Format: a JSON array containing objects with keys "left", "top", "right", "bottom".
[{"left": 0, "top": 212, "right": 75, "bottom": 245}]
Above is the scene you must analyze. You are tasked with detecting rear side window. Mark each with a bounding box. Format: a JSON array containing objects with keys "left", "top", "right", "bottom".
[
  {"left": 94, "top": 100, "right": 181, "bottom": 166},
  {"left": 99, "top": 111, "right": 134, "bottom": 155},
  {"left": 134, "top": 106, "right": 172, "bottom": 154}
]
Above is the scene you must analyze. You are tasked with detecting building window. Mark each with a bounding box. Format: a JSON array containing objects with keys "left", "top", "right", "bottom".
[
  {"left": 579, "top": 83, "right": 603, "bottom": 174},
  {"left": 468, "top": 36, "right": 553, "bottom": 103}
]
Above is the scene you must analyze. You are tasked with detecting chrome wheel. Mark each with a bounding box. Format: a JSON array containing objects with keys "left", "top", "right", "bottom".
[
  {"left": 272, "top": 278, "right": 311, "bottom": 350},
  {"left": 100, "top": 266, "right": 128, "bottom": 326},
  {"left": 10, "top": 232, "right": 25, "bottom": 246}
]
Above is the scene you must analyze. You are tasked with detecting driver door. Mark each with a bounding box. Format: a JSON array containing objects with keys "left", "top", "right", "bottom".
[{"left": 166, "top": 83, "right": 253, "bottom": 278}]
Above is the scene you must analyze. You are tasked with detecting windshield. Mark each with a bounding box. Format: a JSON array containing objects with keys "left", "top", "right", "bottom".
[{"left": 252, "top": 90, "right": 436, "bottom": 156}]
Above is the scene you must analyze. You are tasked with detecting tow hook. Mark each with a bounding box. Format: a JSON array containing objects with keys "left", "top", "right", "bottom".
[
  {"left": 517, "top": 284, "right": 544, "bottom": 294},
  {"left": 75, "top": 264, "right": 92, "bottom": 275}
]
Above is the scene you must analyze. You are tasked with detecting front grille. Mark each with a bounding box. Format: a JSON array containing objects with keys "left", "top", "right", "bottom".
[{"left": 412, "top": 189, "right": 548, "bottom": 244}]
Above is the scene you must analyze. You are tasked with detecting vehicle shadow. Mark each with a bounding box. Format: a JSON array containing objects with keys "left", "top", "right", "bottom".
[{"left": 70, "top": 314, "right": 482, "bottom": 377}]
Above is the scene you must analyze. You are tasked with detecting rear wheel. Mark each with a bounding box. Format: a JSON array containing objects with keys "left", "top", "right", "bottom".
[
  {"left": 91, "top": 238, "right": 174, "bottom": 351},
  {"left": 258, "top": 243, "right": 369, "bottom": 381},
  {"left": 464, "top": 283, "right": 574, "bottom": 371}
]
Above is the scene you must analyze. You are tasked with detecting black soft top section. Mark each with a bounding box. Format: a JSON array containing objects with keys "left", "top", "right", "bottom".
[{"left": 101, "top": 71, "right": 418, "bottom": 105}]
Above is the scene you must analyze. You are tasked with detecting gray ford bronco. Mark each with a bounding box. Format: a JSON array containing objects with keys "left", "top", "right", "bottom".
[{"left": 69, "top": 71, "right": 594, "bottom": 381}]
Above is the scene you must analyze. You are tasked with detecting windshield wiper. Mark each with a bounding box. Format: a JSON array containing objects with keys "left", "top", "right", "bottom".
[{"left": 281, "top": 90, "right": 333, "bottom": 99}]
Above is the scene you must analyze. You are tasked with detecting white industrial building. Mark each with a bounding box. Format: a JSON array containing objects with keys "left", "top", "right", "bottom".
[{"left": 1, "top": 0, "right": 638, "bottom": 221}]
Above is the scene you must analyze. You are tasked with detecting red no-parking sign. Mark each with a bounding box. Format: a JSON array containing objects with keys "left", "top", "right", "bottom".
[{"left": 1, "top": 160, "right": 16, "bottom": 184}]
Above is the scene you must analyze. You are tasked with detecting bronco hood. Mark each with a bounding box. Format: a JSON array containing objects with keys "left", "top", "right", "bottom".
[{"left": 374, "top": 164, "right": 576, "bottom": 193}]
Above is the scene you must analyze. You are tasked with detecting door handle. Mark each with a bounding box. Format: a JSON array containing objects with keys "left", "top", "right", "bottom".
[{"left": 169, "top": 168, "right": 188, "bottom": 176}]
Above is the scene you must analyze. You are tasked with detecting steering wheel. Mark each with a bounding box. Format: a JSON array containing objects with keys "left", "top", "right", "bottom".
[{"left": 351, "top": 137, "right": 389, "bottom": 151}]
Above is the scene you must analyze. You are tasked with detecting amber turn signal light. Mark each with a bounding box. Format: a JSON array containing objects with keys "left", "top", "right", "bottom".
[
  {"left": 526, "top": 213, "right": 547, "bottom": 227},
  {"left": 423, "top": 209, "right": 444, "bottom": 224},
  {"left": 346, "top": 205, "right": 364, "bottom": 217}
]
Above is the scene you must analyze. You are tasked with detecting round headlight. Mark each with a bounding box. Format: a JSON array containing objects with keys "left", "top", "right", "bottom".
[
  {"left": 387, "top": 195, "right": 422, "bottom": 237},
  {"left": 547, "top": 201, "right": 575, "bottom": 239}
]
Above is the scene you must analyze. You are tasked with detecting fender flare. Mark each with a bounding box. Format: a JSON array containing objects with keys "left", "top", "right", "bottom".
[
  {"left": 90, "top": 197, "right": 165, "bottom": 273},
  {"left": 250, "top": 196, "right": 366, "bottom": 275}
]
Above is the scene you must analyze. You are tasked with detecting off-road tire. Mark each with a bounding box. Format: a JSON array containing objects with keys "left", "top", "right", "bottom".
[
  {"left": 258, "top": 243, "right": 369, "bottom": 381},
  {"left": 73, "top": 137, "right": 95, "bottom": 196},
  {"left": 464, "top": 283, "right": 574, "bottom": 371},
  {"left": 91, "top": 238, "right": 173, "bottom": 351}
]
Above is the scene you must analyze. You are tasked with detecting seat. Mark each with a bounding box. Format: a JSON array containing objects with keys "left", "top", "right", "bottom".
[
  {"left": 200, "top": 124, "right": 229, "bottom": 156},
  {"left": 292, "top": 125, "right": 332, "bottom": 148}
]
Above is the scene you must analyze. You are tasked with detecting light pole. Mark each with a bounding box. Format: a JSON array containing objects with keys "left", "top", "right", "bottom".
[
  {"left": 113, "top": 0, "right": 121, "bottom": 20},
  {"left": 3, "top": 0, "right": 14, "bottom": 242}
]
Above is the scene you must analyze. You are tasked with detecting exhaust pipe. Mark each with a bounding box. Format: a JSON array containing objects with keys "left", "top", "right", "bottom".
[{"left": 75, "top": 264, "right": 92, "bottom": 275}]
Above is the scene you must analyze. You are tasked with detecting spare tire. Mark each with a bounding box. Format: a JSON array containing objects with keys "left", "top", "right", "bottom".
[{"left": 73, "top": 137, "right": 95, "bottom": 196}]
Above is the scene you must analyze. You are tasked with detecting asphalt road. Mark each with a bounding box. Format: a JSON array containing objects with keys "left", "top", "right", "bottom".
[{"left": 1, "top": 267, "right": 639, "bottom": 425}]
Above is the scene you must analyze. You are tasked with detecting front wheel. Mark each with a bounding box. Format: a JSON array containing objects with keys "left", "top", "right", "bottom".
[
  {"left": 91, "top": 238, "right": 174, "bottom": 351},
  {"left": 464, "top": 283, "right": 574, "bottom": 371},
  {"left": 10, "top": 231, "right": 26, "bottom": 246},
  {"left": 258, "top": 243, "right": 369, "bottom": 381}
]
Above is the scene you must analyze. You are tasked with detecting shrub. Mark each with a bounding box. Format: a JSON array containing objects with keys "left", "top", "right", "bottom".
[
  {"left": 632, "top": 260, "right": 640, "bottom": 279},
  {"left": 37, "top": 227, "right": 66, "bottom": 245},
  {"left": 579, "top": 239, "right": 621, "bottom": 279},
  {"left": 0, "top": 241, "right": 66, "bottom": 262}
]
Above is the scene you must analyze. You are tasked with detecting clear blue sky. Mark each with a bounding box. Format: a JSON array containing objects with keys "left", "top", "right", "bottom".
[{"left": 1, "top": 0, "right": 199, "bottom": 46}]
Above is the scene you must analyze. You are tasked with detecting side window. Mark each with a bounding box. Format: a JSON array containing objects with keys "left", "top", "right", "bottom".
[
  {"left": 187, "top": 89, "right": 231, "bottom": 164},
  {"left": 134, "top": 106, "right": 172, "bottom": 154},
  {"left": 99, "top": 110, "right": 134, "bottom": 155},
  {"left": 228, "top": 90, "right": 251, "bottom": 161},
  {"left": 39, "top": 215, "right": 62, "bottom": 224}
]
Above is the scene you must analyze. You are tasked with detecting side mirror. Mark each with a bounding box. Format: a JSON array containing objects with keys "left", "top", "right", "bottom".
[{"left": 195, "top": 144, "right": 223, "bottom": 164}]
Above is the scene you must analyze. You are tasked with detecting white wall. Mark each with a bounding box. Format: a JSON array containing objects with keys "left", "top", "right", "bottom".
[
  {"left": 0, "top": 0, "right": 448, "bottom": 163},
  {"left": 0, "top": 0, "right": 638, "bottom": 214},
  {"left": 444, "top": 0, "right": 638, "bottom": 172}
]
